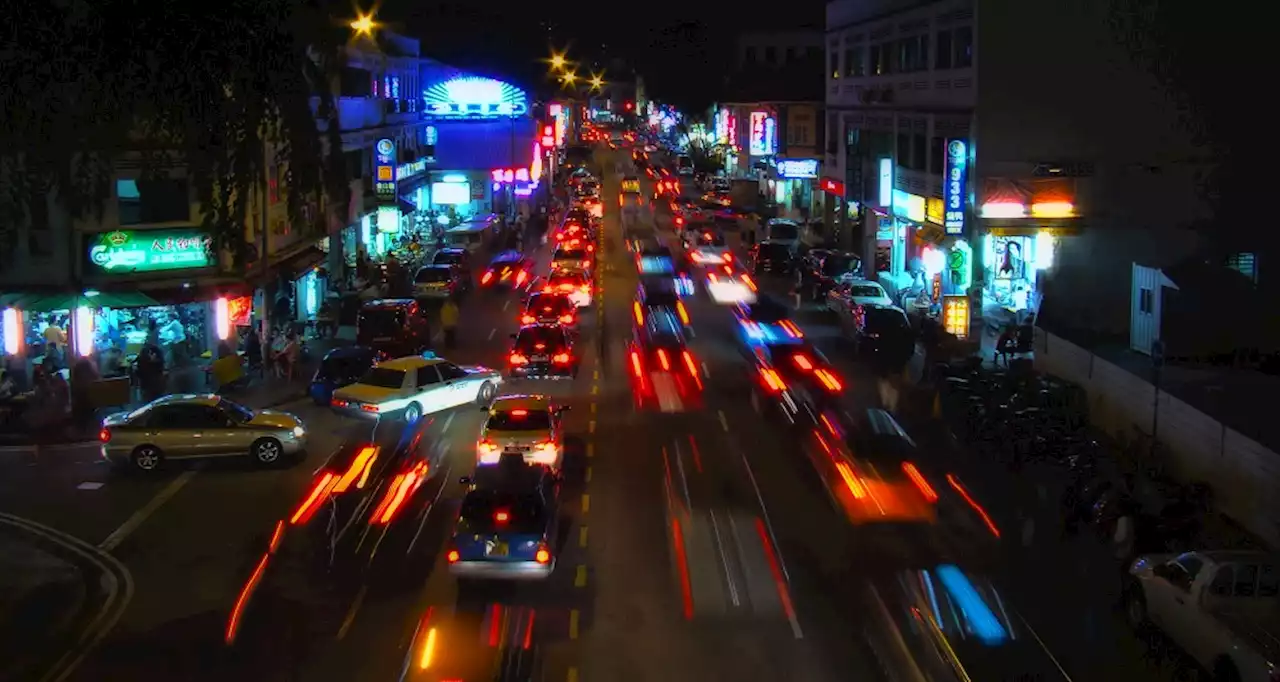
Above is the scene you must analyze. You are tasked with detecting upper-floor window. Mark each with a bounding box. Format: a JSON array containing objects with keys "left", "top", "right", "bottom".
[
  {"left": 870, "top": 43, "right": 892, "bottom": 75},
  {"left": 954, "top": 26, "right": 973, "bottom": 67},
  {"left": 745, "top": 46, "right": 758, "bottom": 64},
  {"left": 844, "top": 47, "right": 864, "bottom": 78},
  {"left": 935, "top": 31, "right": 953, "bottom": 69},
  {"left": 929, "top": 136, "right": 945, "bottom": 175},
  {"left": 896, "top": 133, "right": 911, "bottom": 169},
  {"left": 764, "top": 46, "right": 777, "bottom": 63},
  {"left": 829, "top": 49, "right": 841, "bottom": 78},
  {"left": 911, "top": 133, "right": 926, "bottom": 171},
  {"left": 117, "top": 178, "right": 190, "bottom": 225}
]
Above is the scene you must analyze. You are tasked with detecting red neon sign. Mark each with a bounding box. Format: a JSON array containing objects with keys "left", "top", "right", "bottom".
[{"left": 819, "top": 177, "right": 845, "bottom": 196}]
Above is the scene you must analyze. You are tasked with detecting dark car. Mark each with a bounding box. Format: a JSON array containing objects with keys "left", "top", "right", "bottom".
[
  {"left": 635, "top": 277, "right": 692, "bottom": 335},
  {"left": 732, "top": 295, "right": 805, "bottom": 348},
  {"left": 628, "top": 309, "right": 702, "bottom": 411},
  {"left": 801, "top": 249, "right": 862, "bottom": 300},
  {"left": 519, "top": 292, "right": 578, "bottom": 329},
  {"left": 745, "top": 341, "right": 844, "bottom": 426},
  {"left": 412, "top": 264, "right": 466, "bottom": 300},
  {"left": 309, "top": 346, "right": 376, "bottom": 405},
  {"left": 355, "top": 299, "right": 433, "bottom": 360},
  {"left": 448, "top": 460, "right": 561, "bottom": 581},
  {"left": 507, "top": 324, "right": 578, "bottom": 379},
  {"left": 852, "top": 304, "right": 914, "bottom": 367},
  {"left": 750, "top": 240, "right": 796, "bottom": 275},
  {"left": 431, "top": 247, "right": 473, "bottom": 284},
  {"left": 481, "top": 250, "right": 532, "bottom": 290}
]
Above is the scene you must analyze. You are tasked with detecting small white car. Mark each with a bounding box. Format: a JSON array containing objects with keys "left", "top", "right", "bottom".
[
  {"left": 330, "top": 354, "right": 501, "bottom": 421},
  {"left": 827, "top": 279, "right": 894, "bottom": 313},
  {"left": 475, "top": 395, "right": 569, "bottom": 472}
]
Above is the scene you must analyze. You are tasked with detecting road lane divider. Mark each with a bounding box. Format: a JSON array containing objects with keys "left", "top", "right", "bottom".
[
  {"left": 574, "top": 564, "right": 588, "bottom": 588},
  {"left": 335, "top": 583, "right": 368, "bottom": 640},
  {"left": 586, "top": 443, "right": 594, "bottom": 459},
  {"left": 98, "top": 468, "right": 198, "bottom": 553},
  {"left": 580, "top": 494, "right": 590, "bottom": 514},
  {"left": 567, "top": 667, "right": 579, "bottom": 682},
  {"left": 717, "top": 410, "right": 730, "bottom": 431},
  {"left": 587, "top": 420, "right": 596, "bottom": 434},
  {"left": 568, "top": 609, "right": 580, "bottom": 639}
]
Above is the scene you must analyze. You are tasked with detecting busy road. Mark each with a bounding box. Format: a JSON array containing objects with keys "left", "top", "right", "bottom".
[{"left": 0, "top": 143, "right": 1178, "bottom": 682}]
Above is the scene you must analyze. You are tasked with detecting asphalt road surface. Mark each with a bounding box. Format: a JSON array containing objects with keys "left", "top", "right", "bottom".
[{"left": 0, "top": 145, "right": 1183, "bottom": 682}]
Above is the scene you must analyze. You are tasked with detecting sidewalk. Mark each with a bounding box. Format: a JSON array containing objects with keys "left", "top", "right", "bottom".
[{"left": 0, "top": 526, "right": 88, "bottom": 680}]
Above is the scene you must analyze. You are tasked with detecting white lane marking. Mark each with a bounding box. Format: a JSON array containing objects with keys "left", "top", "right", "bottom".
[
  {"left": 1017, "top": 611, "right": 1076, "bottom": 681},
  {"left": 76, "top": 482, "right": 104, "bottom": 490},
  {"left": 701, "top": 362, "right": 711, "bottom": 378},
  {"left": 441, "top": 413, "right": 455, "bottom": 433},
  {"left": 98, "top": 469, "right": 198, "bottom": 552},
  {"left": 737, "top": 449, "right": 791, "bottom": 584},
  {"left": 707, "top": 509, "right": 740, "bottom": 607},
  {"left": 671, "top": 440, "right": 692, "bottom": 511},
  {"left": 407, "top": 463, "right": 451, "bottom": 555},
  {"left": 717, "top": 410, "right": 729, "bottom": 431},
  {"left": 0, "top": 512, "right": 134, "bottom": 682},
  {"left": 487, "top": 328, "right": 496, "bottom": 341},
  {"left": 502, "top": 299, "right": 511, "bottom": 311},
  {"left": 336, "top": 583, "right": 368, "bottom": 640}
]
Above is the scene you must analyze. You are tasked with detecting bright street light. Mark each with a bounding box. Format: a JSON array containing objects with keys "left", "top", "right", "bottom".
[
  {"left": 550, "top": 53, "right": 567, "bottom": 70},
  {"left": 589, "top": 73, "right": 605, "bottom": 90},
  {"left": 561, "top": 71, "right": 578, "bottom": 87},
  {"left": 350, "top": 13, "right": 375, "bottom": 36}
]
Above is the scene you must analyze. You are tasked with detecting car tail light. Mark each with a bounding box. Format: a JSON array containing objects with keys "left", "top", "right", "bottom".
[
  {"left": 759, "top": 368, "right": 785, "bottom": 392},
  {"left": 633, "top": 301, "right": 644, "bottom": 325},
  {"left": 814, "top": 369, "right": 843, "bottom": 392},
  {"left": 521, "top": 315, "right": 536, "bottom": 324},
  {"left": 509, "top": 353, "right": 529, "bottom": 365},
  {"left": 447, "top": 549, "right": 460, "bottom": 564},
  {"left": 723, "top": 252, "right": 733, "bottom": 262},
  {"left": 741, "top": 274, "right": 757, "bottom": 291},
  {"left": 580, "top": 260, "right": 589, "bottom": 268},
  {"left": 515, "top": 270, "right": 528, "bottom": 286},
  {"left": 331, "top": 397, "right": 349, "bottom": 408},
  {"left": 290, "top": 472, "right": 338, "bottom": 525},
  {"left": 780, "top": 320, "right": 803, "bottom": 338},
  {"left": 553, "top": 353, "right": 571, "bottom": 364},
  {"left": 587, "top": 244, "right": 595, "bottom": 253},
  {"left": 495, "top": 510, "right": 510, "bottom": 524},
  {"left": 477, "top": 440, "right": 500, "bottom": 464},
  {"left": 558, "top": 283, "right": 574, "bottom": 292},
  {"left": 681, "top": 351, "right": 702, "bottom": 388},
  {"left": 676, "top": 301, "right": 690, "bottom": 325},
  {"left": 559, "top": 314, "right": 574, "bottom": 324},
  {"left": 530, "top": 441, "right": 558, "bottom": 464},
  {"left": 99, "top": 427, "right": 111, "bottom": 443},
  {"left": 360, "top": 404, "right": 380, "bottom": 413},
  {"left": 902, "top": 462, "right": 939, "bottom": 502},
  {"left": 556, "top": 232, "right": 565, "bottom": 241},
  {"left": 657, "top": 349, "right": 671, "bottom": 371},
  {"left": 793, "top": 354, "right": 814, "bottom": 371},
  {"left": 535, "top": 543, "right": 551, "bottom": 564},
  {"left": 630, "top": 350, "right": 643, "bottom": 378},
  {"left": 481, "top": 271, "right": 494, "bottom": 284}
]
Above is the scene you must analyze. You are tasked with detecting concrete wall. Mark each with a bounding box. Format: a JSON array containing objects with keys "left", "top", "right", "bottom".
[{"left": 1035, "top": 330, "right": 1280, "bottom": 547}]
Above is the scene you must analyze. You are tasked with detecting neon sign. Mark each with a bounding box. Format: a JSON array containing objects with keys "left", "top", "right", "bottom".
[
  {"left": 749, "top": 112, "right": 776, "bottom": 156},
  {"left": 944, "top": 139, "right": 968, "bottom": 235},
  {"left": 491, "top": 168, "right": 530, "bottom": 184},
  {"left": 87, "top": 228, "right": 213, "bottom": 274},
  {"left": 424, "top": 77, "right": 528, "bottom": 119},
  {"left": 777, "top": 159, "right": 819, "bottom": 179},
  {"left": 375, "top": 138, "right": 396, "bottom": 201}
]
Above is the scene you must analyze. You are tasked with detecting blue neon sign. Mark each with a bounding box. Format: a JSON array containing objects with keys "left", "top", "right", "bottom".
[
  {"left": 777, "top": 159, "right": 819, "bottom": 179},
  {"left": 424, "top": 77, "right": 528, "bottom": 119},
  {"left": 944, "top": 139, "right": 968, "bottom": 235}
]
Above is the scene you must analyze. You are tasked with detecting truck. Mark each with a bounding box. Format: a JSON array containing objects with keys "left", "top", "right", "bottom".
[{"left": 1128, "top": 550, "right": 1280, "bottom": 681}]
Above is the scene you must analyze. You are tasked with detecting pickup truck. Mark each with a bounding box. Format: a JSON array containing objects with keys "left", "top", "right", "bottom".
[{"left": 1128, "top": 550, "right": 1280, "bottom": 681}]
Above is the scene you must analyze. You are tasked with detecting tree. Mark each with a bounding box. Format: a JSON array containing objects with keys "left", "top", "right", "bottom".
[{"left": 0, "top": 0, "right": 350, "bottom": 269}]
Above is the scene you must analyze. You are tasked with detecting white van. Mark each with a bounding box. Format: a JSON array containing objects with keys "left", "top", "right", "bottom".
[{"left": 445, "top": 214, "right": 501, "bottom": 252}]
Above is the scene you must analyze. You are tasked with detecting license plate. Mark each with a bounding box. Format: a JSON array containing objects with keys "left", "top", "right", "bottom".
[
  {"left": 530, "top": 355, "right": 548, "bottom": 362},
  {"left": 487, "top": 541, "right": 509, "bottom": 557}
]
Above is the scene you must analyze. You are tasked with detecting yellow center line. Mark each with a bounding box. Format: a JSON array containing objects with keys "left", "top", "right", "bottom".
[
  {"left": 581, "top": 493, "right": 590, "bottom": 514},
  {"left": 579, "top": 525, "right": 589, "bottom": 547},
  {"left": 585, "top": 466, "right": 592, "bottom": 483},
  {"left": 590, "top": 402, "right": 598, "bottom": 414},
  {"left": 568, "top": 667, "right": 579, "bottom": 682},
  {"left": 586, "top": 443, "right": 595, "bottom": 458},
  {"left": 575, "top": 564, "right": 588, "bottom": 587},
  {"left": 569, "top": 610, "right": 580, "bottom": 640},
  {"left": 593, "top": 370, "right": 599, "bottom": 381},
  {"left": 588, "top": 420, "right": 597, "bottom": 434},
  {"left": 591, "top": 384, "right": 599, "bottom": 395}
]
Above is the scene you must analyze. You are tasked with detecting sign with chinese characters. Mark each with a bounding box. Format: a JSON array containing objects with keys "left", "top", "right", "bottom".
[
  {"left": 819, "top": 177, "right": 845, "bottom": 196},
  {"left": 87, "top": 228, "right": 213, "bottom": 274},
  {"left": 893, "top": 189, "right": 926, "bottom": 223},
  {"left": 942, "top": 295, "right": 970, "bottom": 339},
  {"left": 375, "top": 138, "right": 397, "bottom": 201},
  {"left": 715, "top": 108, "right": 730, "bottom": 145},
  {"left": 540, "top": 124, "right": 554, "bottom": 148},
  {"left": 776, "top": 159, "right": 819, "bottom": 179},
  {"left": 749, "top": 112, "right": 776, "bottom": 157},
  {"left": 425, "top": 126, "right": 438, "bottom": 163},
  {"left": 926, "top": 197, "right": 945, "bottom": 225},
  {"left": 944, "top": 139, "right": 968, "bottom": 235},
  {"left": 398, "top": 159, "right": 426, "bottom": 181},
  {"left": 491, "top": 168, "right": 530, "bottom": 184},
  {"left": 424, "top": 77, "right": 528, "bottom": 118}
]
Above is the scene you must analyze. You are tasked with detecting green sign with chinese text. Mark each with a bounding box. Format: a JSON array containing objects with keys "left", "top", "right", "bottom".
[{"left": 87, "top": 228, "right": 213, "bottom": 274}]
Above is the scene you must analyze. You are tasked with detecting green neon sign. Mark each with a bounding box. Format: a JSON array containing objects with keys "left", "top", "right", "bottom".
[{"left": 87, "top": 228, "right": 213, "bottom": 274}]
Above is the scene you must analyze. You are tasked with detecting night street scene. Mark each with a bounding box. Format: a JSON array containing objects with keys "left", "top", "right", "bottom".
[{"left": 0, "top": 0, "right": 1272, "bottom": 680}]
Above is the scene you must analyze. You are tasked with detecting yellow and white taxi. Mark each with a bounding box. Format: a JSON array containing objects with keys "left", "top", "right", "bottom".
[
  {"left": 331, "top": 353, "right": 502, "bottom": 421},
  {"left": 475, "top": 395, "right": 569, "bottom": 472}
]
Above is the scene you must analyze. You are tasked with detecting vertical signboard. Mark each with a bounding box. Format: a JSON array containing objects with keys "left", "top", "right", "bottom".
[
  {"left": 878, "top": 157, "right": 893, "bottom": 207},
  {"left": 749, "top": 112, "right": 773, "bottom": 156},
  {"left": 944, "top": 139, "right": 968, "bottom": 235},
  {"left": 375, "top": 138, "right": 397, "bottom": 201}
]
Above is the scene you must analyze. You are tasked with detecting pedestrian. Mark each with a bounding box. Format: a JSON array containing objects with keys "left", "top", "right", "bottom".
[{"left": 440, "top": 296, "right": 460, "bottom": 349}]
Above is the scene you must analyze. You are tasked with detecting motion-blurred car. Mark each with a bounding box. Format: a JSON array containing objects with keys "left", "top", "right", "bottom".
[
  {"left": 634, "top": 276, "right": 692, "bottom": 336},
  {"left": 543, "top": 269, "right": 593, "bottom": 308},
  {"left": 475, "top": 395, "right": 568, "bottom": 470},
  {"left": 801, "top": 249, "right": 863, "bottom": 300},
  {"left": 309, "top": 346, "right": 377, "bottom": 405},
  {"left": 762, "top": 218, "right": 802, "bottom": 247},
  {"left": 628, "top": 309, "right": 703, "bottom": 412},
  {"left": 413, "top": 264, "right": 467, "bottom": 300},
  {"left": 506, "top": 324, "right": 579, "bottom": 379},
  {"left": 430, "top": 247, "right": 473, "bottom": 281},
  {"left": 835, "top": 303, "right": 914, "bottom": 364},
  {"left": 480, "top": 250, "right": 532, "bottom": 290},
  {"left": 551, "top": 243, "right": 595, "bottom": 274},
  {"left": 448, "top": 461, "right": 562, "bottom": 580},
  {"left": 101, "top": 394, "right": 307, "bottom": 472},
  {"left": 554, "top": 219, "right": 593, "bottom": 244},
  {"left": 330, "top": 353, "right": 502, "bottom": 421},
  {"left": 749, "top": 240, "right": 796, "bottom": 275},
  {"left": 519, "top": 292, "right": 578, "bottom": 329},
  {"left": 733, "top": 296, "right": 805, "bottom": 348},
  {"left": 704, "top": 263, "right": 758, "bottom": 304},
  {"left": 684, "top": 228, "right": 731, "bottom": 265},
  {"left": 745, "top": 341, "right": 844, "bottom": 425}
]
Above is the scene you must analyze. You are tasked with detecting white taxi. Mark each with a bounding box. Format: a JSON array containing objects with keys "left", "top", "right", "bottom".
[
  {"left": 475, "top": 395, "right": 569, "bottom": 472},
  {"left": 330, "top": 353, "right": 502, "bottom": 421}
]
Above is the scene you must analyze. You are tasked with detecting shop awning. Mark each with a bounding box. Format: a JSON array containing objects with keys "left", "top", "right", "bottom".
[{"left": 0, "top": 290, "right": 159, "bottom": 312}]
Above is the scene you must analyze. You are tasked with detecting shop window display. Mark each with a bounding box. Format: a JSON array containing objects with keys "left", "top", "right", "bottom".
[{"left": 984, "top": 235, "right": 1041, "bottom": 315}]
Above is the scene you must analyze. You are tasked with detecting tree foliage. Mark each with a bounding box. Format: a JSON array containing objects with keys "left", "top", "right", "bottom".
[{"left": 0, "top": 0, "right": 350, "bottom": 269}]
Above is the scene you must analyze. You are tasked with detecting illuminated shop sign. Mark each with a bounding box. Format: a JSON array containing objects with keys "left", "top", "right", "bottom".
[
  {"left": 777, "top": 159, "right": 819, "bottom": 179},
  {"left": 878, "top": 158, "right": 893, "bottom": 207},
  {"left": 423, "top": 77, "right": 528, "bottom": 119},
  {"left": 893, "top": 189, "right": 926, "bottom": 223},
  {"left": 491, "top": 168, "right": 531, "bottom": 184},
  {"left": 375, "top": 138, "right": 397, "bottom": 201},
  {"left": 819, "top": 177, "right": 845, "bottom": 196},
  {"left": 748, "top": 112, "right": 776, "bottom": 157},
  {"left": 398, "top": 159, "right": 426, "bottom": 180},
  {"left": 944, "top": 139, "right": 968, "bottom": 235},
  {"left": 87, "top": 228, "right": 213, "bottom": 274}
]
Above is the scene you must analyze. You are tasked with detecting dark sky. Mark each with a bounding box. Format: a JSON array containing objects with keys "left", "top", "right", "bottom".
[{"left": 371, "top": 0, "right": 817, "bottom": 110}]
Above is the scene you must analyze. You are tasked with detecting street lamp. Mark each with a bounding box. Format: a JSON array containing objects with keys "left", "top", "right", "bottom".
[
  {"left": 561, "top": 71, "right": 578, "bottom": 89},
  {"left": 589, "top": 73, "right": 605, "bottom": 91},
  {"left": 550, "top": 52, "right": 567, "bottom": 71},
  {"left": 350, "top": 13, "right": 376, "bottom": 36}
]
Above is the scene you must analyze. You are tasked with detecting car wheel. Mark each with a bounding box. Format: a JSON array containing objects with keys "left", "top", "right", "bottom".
[
  {"left": 475, "top": 381, "right": 496, "bottom": 406},
  {"left": 251, "top": 438, "right": 283, "bottom": 465},
  {"left": 403, "top": 401, "right": 423, "bottom": 422},
  {"left": 1124, "top": 586, "right": 1147, "bottom": 628},
  {"left": 131, "top": 445, "right": 164, "bottom": 472}
]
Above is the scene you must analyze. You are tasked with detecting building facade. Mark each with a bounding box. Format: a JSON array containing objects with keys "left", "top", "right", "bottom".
[{"left": 826, "top": 0, "right": 1209, "bottom": 336}]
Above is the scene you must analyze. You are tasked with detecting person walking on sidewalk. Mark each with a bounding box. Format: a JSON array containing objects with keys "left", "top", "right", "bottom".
[{"left": 440, "top": 297, "right": 460, "bottom": 350}]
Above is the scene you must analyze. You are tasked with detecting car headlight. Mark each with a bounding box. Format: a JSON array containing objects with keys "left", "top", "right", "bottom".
[{"left": 292, "top": 426, "right": 306, "bottom": 438}]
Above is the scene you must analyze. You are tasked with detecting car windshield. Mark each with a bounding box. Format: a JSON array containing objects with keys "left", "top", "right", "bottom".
[
  {"left": 527, "top": 295, "right": 573, "bottom": 314},
  {"left": 432, "top": 251, "right": 463, "bottom": 266},
  {"left": 555, "top": 248, "right": 587, "bottom": 261},
  {"left": 759, "top": 243, "right": 792, "bottom": 258},
  {"left": 850, "top": 285, "right": 885, "bottom": 298},
  {"left": 642, "top": 288, "right": 679, "bottom": 307},
  {"left": 488, "top": 409, "right": 553, "bottom": 431},
  {"left": 865, "top": 308, "right": 909, "bottom": 330},
  {"left": 769, "top": 223, "right": 799, "bottom": 240},
  {"left": 358, "top": 367, "right": 407, "bottom": 389},
  {"left": 220, "top": 399, "right": 255, "bottom": 422},
  {"left": 516, "top": 326, "right": 567, "bottom": 348},
  {"left": 459, "top": 490, "right": 547, "bottom": 533},
  {"left": 358, "top": 309, "right": 405, "bottom": 338},
  {"left": 415, "top": 268, "right": 451, "bottom": 283},
  {"left": 823, "top": 255, "right": 859, "bottom": 276}
]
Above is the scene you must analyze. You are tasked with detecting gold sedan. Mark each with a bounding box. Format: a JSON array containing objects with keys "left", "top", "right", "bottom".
[{"left": 99, "top": 394, "right": 308, "bottom": 472}]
